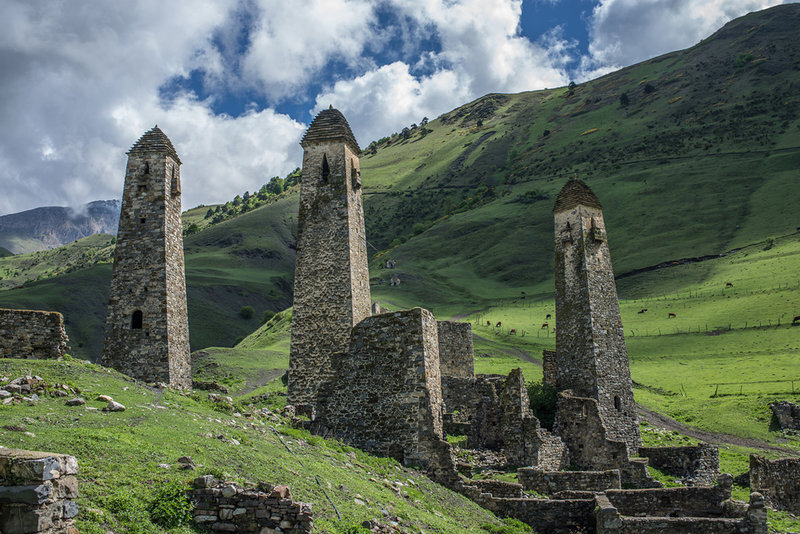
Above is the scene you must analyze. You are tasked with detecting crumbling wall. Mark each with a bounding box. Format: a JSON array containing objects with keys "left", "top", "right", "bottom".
[
  {"left": 0, "top": 309, "right": 69, "bottom": 359},
  {"left": 441, "top": 374, "right": 505, "bottom": 448},
  {"left": 750, "top": 454, "right": 800, "bottom": 513},
  {"left": 437, "top": 321, "right": 474, "bottom": 378},
  {"left": 191, "top": 476, "right": 312, "bottom": 534},
  {"left": 467, "top": 492, "right": 596, "bottom": 534},
  {"left": 313, "top": 308, "right": 456, "bottom": 481},
  {"left": 0, "top": 448, "right": 79, "bottom": 534},
  {"left": 542, "top": 349, "right": 556, "bottom": 386},
  {"left": 518, "top": 468, "right": 620, "bottom": 495},
  {"left": 770, "top": 401, "right": 800, "bottom": 430},
  {"left": 605, "top": 475, "right": 733, "bottom": 517},
  {"left": 638, "top": 444, "right": 719, "bottom": 485}
]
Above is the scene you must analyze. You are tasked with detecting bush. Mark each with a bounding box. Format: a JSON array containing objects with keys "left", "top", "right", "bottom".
[
  {"left": 148, "top": 480, "right": 193, "bottom": 530},
  {"left": 527, "top": 381, "right": 558, "bottom": 430},
  {"left": 239, "top": 306, "right": 255, "bottom": 320},
  {"left": 261, "top": 310, "right": 276, "bottom": 324}
]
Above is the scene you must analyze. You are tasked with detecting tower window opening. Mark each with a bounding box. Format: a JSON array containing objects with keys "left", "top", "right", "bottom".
[
  {"left": 131, "top": 310, "right": 143, "bottom": 329},
  {"left": 140, "top": 217, "right": 146, "bottom": 224},
  {"left": 144, "top": 162, "right": 150, "bottom": 174},
  {"left": 614, "top": 395, "right": 621, "bottom": 411},
  {"left": 321, "top": 155, "right": 330, "bottom": 183}
]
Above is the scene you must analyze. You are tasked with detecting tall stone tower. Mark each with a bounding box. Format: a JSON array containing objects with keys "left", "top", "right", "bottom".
[
  {"left": 101, "top": 126, "right": 191, "bottom": 388},
  {"left": 288, "top": 107, "right": 371, "bottom": 410},
  {"left": 553, "top": 177, "right": 640, "bottom": 454}
]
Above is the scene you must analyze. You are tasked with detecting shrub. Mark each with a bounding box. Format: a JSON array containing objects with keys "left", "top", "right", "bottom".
[
  {"left": 239, "top": 306, "right": 255, "bottom": 320},
  {"left": 528, "top": 381, "right": 558, "bottom": 430},
  {"left": 261, "top": 310, "right": 276, "bottom": 324},
  {"left": 148, "top": 480, "right": 193, "bottom": 530}
]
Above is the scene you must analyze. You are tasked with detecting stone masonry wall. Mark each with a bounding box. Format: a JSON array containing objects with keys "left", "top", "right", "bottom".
[
  {"left": 191, "top": 476, "right": 312, "bottom": 534},
  {"left": 638, "top": 444, "right": 719, "bottom": 485},
  {"left": 437, "top": 321, "right": 474, "bottom": 378},
  {"left": 770, "top": 401, "right": 800, "bottom": 430},
  {"left": 0, "top": 309, "right": 69, "bottom": 359},
  {"left": 518, "top": 468, "right": 620, "bottom": 495},
  {"left": 441, "top": 375, "right": 506, "bottom": 449},
  {"left": 313, "top": 308, "right": 455, "bottom": 477},
  {"left": 542, "top": 350, "right": 556, "bottom": 386},
  {"left": 604, "top": 475, "right": 733, "bottom": 517},
  {"left": 0, "top": 448, "right": 79, "bottom": 534},
  {"left": 750, "top": 454, "right": 800, "bottom": 513},
  {"left": 289, "top": 125, "right": 371, "bottom": 410},
  {"left": 101, "top": 127, "right": 190, "bottom": 388}
]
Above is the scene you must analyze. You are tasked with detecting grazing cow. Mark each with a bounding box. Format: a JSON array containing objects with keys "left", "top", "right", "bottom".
[
  {"left": 541, "top": 323, "right": 549, "bottom": 329},
  {"left": 495, "top": 321, "right": 502, "bottom": 328},
  {"left": 509, "top": 329, "right": 517, "bottom": 335},
  {"left": 486, "top": 320, "right": 492, "bottom": 327},
  {"left": 545, "top": 313, "right": 552, "bottom": 319},
  {"left": 668, "top": 312, "right": 677, "bottom": 318},
  {"left": 638, "top": 308, "right": 648, "bottom": 314},
  {"left": 793, "top": 315, "right": 800, "bottom": 325},
  {"left": 725, "top": 282, "right": 733, "bottom": 287}
]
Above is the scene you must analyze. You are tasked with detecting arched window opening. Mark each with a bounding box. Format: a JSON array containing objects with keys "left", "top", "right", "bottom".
[
  {"left": 321, "top": 155, "right": 330, "bottom": 183},
  {"left": 144, "top": 162, "right": 150, "bottom": 174},
  {"left": 614, "top": 395, "right": 621, "bottom": 412},
  {"left": 131, "top": 310, "right": 143, "bottom": 329}
]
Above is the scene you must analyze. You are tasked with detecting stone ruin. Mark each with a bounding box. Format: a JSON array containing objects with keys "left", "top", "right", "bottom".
[
  {"left": 0, "top": 309, "right": 69, "bottom": 359},
  {"left": 770, "top": 400, "right": 800, "bottom": 431},
  {"left": 750, "top": 454, "right": 800, "bottom": 513},
  {"left": 0, "top": 448, "right": 79, "bottom": 534},
  {"left": 100, "top": 126, "right": 191, "bottom": 388}
]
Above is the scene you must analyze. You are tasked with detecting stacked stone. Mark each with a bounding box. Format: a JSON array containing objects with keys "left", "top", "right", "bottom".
[
  {"left": 191, "top": 476, "right": 312, "bottom": 533},
  {"left": 638, "top": 444, "right": 719, "bottom": 486},
  {"left": 0, "top": 449, "right": 79, "bottom": 534},
  {"left": 517, "top": 468, "right": 621, "bottom": 494},
  {"left": 437, "top": 321, "right": 474, "bottom": 378},
  {"left": 770, "top": 401, "right": 800, "bottom": 430},
  {"left": 750, "top": 455, "right": 800, "bottom": 513},
  {"left": 0, "top": 309, "right": 69, "bottom": 359}
]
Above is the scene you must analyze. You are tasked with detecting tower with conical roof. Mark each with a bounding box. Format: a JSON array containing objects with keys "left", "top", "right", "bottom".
[
  {"left": 288, "top": 107, "right": 371, "bottom": 411},
  {"left": 553, "top": 177, "right": 640, "bottom": 454},
  {"left": 101, "top": 126, "right": 191, "bottom": 388}
]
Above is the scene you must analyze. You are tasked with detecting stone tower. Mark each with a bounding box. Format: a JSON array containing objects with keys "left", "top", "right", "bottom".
[
  {"left": 101, "top": 126, "right": 191, "bottom": 388},
  {"left": 553, "top": 178, "right": 640, "bottom": 454},
  {"left": 288, "top": 107, "right": 371, "bottom": 410}
]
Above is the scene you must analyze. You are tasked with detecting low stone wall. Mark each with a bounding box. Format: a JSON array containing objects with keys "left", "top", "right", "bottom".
[
  {"left": 437, "top": 321, "right": 474, "bottom": 378},
  {"left": 605, "top": 475, "right": 732, "bottom": 517},
  {"left": 542, "top": 350, "right": 556, "bottom": 386},
  {"left": 638, "top": 444, "right": 719, "bottom": 485},
  {"left": 518, "top": 468, "right": 620, "bottom": 495},
  {"left": 191, "top": 476, "right": 312, "bottom": 533},
  {"left": 770, "top": 401, "right": 800, "bottom": 430},
  {"left": 467, "top": 479, "right": 523, "bottom": 499},
  {"left": 750, "top": 454, "right": 800, "bottom": 513},
  {"left": 471, "top": 494, "right": 596, "bottom": 534},
  {"left": 596, "top": 492, "right": 767, "bottom": 534},
  {"left": 0, "top": 448, "right": 79, "bottom": 534},
  {"left": 0, "top": 309, "right": 69, "bottom": 359}
]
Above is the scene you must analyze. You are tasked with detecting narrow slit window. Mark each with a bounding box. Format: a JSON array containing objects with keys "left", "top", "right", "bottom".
[
  {"left": 614, "top": 395, "right": 621, "bottom": 411},
  {"left": 131, "top": 310, "right": 143, "bottom": 329},
  {"left": 321, "top": 155, "right": 330, "bottom": 183},
  {"left": 144, "top": 162, "right": 150, "bottom": 174}
]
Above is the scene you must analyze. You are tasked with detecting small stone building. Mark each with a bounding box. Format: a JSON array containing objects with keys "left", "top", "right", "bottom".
[
  {"left": 288, "top": 106, "right": 371, "bottom": 411},
  {"left": 0, "top": 308, "right": 69, "bottom": 359},
  {"left": 101, "top": 126, "right": 191, "bottom": 388}
]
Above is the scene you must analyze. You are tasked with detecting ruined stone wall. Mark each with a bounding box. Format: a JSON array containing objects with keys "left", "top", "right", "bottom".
[
  {"left": 467, "top": 492, "right": 596, "bottom": 534},
  {"left": 313, "top": 308, "right": 451, "bottom": 472},
  {"left": 770, "top": 401, "right": 800, "bottom": 430},
  {"left": 604, "top": 476, "right": 732, "bottom": 517},
  {"left": 0, "top": 309, "right": 68, "bottom": 359},
  {"left": 553, "top": 184, "right": 639, "bottom": 454},
  {"left": 518, "top": 468, "right": 620, "bottom": 495},
  {"left": 101, "top": 129, "right": 190, "bottom": 388},
  {"left": 289, "top": 138, "right": 371, "bottom": 409},
  {"left": 191, "top": 476, "right": 312, "bottom": 534},
  {"left": 437, "top": 321, "right": 474, "bottom": 378},
  {"left": 441, "top": 375, "right": 505, "bottom": 448},
  {"left": 0, "top": 448, "right": 79, "bottom": 534},
  {"left": 467, "top": 479, "right": 523, "bottom": 499},
  {"left": 542, "top": 349, "right": 556, "bottom": 386},
  {"left": 638, "top": 444, "right": 719, "bottom": 485},
  {"left": 750, "top": 454, "right": 800, "bottom": 513}
]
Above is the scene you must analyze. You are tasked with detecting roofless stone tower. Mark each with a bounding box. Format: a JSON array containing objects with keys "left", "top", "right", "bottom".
[
  {"left": 101, "top": 126, "right": 191, "bottom": 388},
  {"left": 553, "top": 177, "right": 640, "bottom": 454},
  {"left": 288, "top": 107, "right": 371, "bottom": 410}
]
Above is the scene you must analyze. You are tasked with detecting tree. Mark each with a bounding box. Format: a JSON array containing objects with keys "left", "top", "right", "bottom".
[
  {"left": 204, "top": 208, "right": 214, "bottom": 219},
  {"left": 401, "top": 127, "right": 411, "bottom": 139},
  {"left": 232, "top": 195, "right": 242, "bottom": 207},
  {"left": 239, "top": 306, "right": 255, "bottom": 320},
  {"left": 420, "top": 117, "right": 429, "bottom": 127},
  {"left": 619, "top": 92, "right": 630, "bottom": 107}
]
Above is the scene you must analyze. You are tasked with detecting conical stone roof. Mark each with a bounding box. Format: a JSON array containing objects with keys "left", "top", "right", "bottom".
[
  {"left": 553, "top": 177, "right": 603, "bottom": 212},
  {"left": 301, "top": 106, "right": 360, "bottom": 154},
  {"left": 127, "top": 126, "right": 181, "bottom": 164}
]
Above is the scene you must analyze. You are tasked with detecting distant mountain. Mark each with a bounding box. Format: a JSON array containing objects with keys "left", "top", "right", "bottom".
[
  {"left": 0, "top": 200, "right": 120, "bottom": 254},
  {"left": 0, "top": 247, "right": 12, "bottom": 257}
]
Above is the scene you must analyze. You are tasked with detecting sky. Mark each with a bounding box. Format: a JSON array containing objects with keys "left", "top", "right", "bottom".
[{"left": 0, "top": 0, "right": 793, "bottom": 215}]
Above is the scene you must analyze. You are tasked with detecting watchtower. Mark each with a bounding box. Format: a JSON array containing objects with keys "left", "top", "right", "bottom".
[
  {"left": 553, "top": 177, "right": 639, "bottom": 454},
  {"left": 101, "top": 126, "right": 191, "bottom": 388},
  {"left": 288, "top": 107, "right": 371, "bottom": 410}
]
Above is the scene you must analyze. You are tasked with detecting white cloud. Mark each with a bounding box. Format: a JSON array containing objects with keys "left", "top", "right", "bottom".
[{"left": 582, "top": 0, "right": 789, "bottom": 75}]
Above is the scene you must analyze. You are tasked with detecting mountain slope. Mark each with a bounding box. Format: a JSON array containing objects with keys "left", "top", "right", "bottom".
[{"left": 0, "top": 200, "right": 120, "bottom": 254}]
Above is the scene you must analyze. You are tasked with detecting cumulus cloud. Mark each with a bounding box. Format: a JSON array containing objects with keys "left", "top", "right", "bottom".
[
  {"left": 0, "top": 0, "right": 303, "bottom": 215},
  {"left": 581, "top": 0, "right": 789, "bottom": 75}
]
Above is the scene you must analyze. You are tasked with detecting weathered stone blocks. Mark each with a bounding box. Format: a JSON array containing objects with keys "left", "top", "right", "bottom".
[
  {"left": 437, "top": 321, "right": 474, "bottom": 378},
  {"left": 0, "top": 309, "right": 69, "bottom": 359},
  {"left": 638, "top": 444, "right": 719, "bottom": 486},
  {"left": 750, "top": 454, "right": 800, "bottom": 513},
  {"left": 770, "top": 401, "right": 800, "bottom": 430},
  {"left": 518, "top": 468, "right": 621, "bottom": 495},
  {"left": 0, "top": 448, "right": 79, "bottom": 534}
]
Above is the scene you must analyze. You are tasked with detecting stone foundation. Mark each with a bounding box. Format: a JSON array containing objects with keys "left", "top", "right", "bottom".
[
  {"left": 638, "top": 444, "right": 719, "bottom": 485},
  {"left": 518, "top": 468, "right": 620, "bottom": 495},
  {"left": 191, "top": 476, "right": 312, "bottom": 533},
  {"left": 0, "top": 309, "right": 69, "bottom": 359},
  {"left": 437, "top": 321, "right": 474, "bottom": 378},
  {"left": 0, "top": 448, "right": 79, "bottom": 534},
  {"left": 749, "top": 454, "right": 800, "bottom": 513}
]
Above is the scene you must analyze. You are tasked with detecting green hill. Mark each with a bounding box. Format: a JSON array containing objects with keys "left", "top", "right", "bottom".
[{"left": 0, "top": 246, "right": 12, "bottom": 257}]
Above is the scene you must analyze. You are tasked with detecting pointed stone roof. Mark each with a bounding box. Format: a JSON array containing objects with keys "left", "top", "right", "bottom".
[
  {"left": 301, "top": 106, "right": 360, "bottom": 154},
  {"left": 127, "top": 126, "right": 181, "bottom": 164},
  {"left": 553, "top": 177, "right": 603, "bottom": 212}
]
